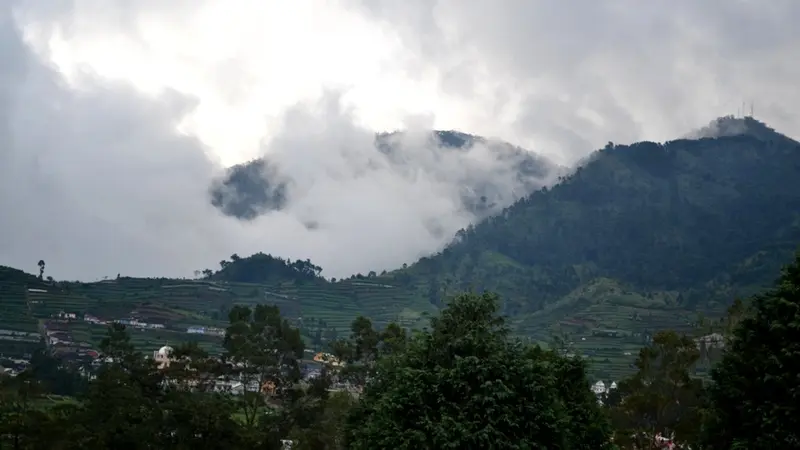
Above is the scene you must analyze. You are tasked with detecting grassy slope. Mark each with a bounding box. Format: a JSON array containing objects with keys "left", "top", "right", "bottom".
[{"left": 0, "top": 269, "right": 436, "bottom": 358}]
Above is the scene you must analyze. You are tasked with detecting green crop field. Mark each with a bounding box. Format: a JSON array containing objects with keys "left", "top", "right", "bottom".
[
  {"left": 0, "top": 266, "right": 727, "bottom": 382},
  {"left": 0, "top": 268, "right": 439, "bottom": 362}
]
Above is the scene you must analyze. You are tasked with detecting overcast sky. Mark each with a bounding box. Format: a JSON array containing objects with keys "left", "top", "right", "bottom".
[{"left": 1, "top": 0, "right": 798, "bottom": 281}]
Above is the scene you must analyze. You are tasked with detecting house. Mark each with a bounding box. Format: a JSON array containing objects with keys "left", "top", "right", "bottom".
[
  {"left": 592, "top": 380, "right": 618, "bottom": 404},
  {"left": 695, "top": 333, "right": 725, "bottom": 349},
  {"left": 153, "top": 345, "right": 174, "bottom": 369},
  {"left": 313, "top": 352, "right": 344, "bottom": 367},
  {"left": 592, "top": 329, "right": 623, "bottom": 338},
  {"left": 55, "top": 311, "right": 78, "bottom": 320},
  {"left": 84, "top": 314, "right": 106, "bottom": 325}
]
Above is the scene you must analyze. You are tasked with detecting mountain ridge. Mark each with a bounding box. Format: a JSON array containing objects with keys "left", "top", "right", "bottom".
[
  {"left": 407, "top": 120, "right": 800, "bottom": 306},
  {"left": 2, "top": 116, "right": 799, "bottom": 380}
]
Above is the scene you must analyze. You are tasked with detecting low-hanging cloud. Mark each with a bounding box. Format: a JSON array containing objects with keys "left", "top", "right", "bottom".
[
  {"left": 210, "top": 96, "right": 559, "bottom": 223},
  {"left": 345, "top": 0, "right": 800, "bottom": 162},
  {"left": 0, "top": 7, "right": 556, "bottom": 281},
  {"left": 2, "top": 0, "right": 800, "bottom": 282},
  {"left": 207, "top": 91, "right": 559, "bottom": 266}
]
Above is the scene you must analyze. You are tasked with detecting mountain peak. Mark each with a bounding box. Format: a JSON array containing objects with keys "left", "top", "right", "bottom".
[{"left": 685, "top": 115, "right": 784, "bottom": 141}]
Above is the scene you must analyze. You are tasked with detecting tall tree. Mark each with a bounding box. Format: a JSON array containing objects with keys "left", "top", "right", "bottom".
[
  {"left": 704, "top": 253, "right": 800, "bottom": 449},
  {"left": 529, "top": 346, "right": 612, "bottom": 449},
  {"left": 69, "top": 324, "right": 167, "bottom": 449},
  {"left": 160, "top": 343, "right": 243, "bottom": 450},
  {"left": 37, "top": 259, "right": 45, "bottom": 280},
  {"left": 330, "top": 316, "right": 396, "bottom": 388},
  {"left": 223, "top": 304, "right": 304, "bottom": 439},
  {"left": 0, "top": 371, "right": 51, "bottom": 449},
  {"left": 345, "top": 292, "right": 612, "bottom": 449},
  {"left": 606, "top": 330, "right": 705, "bottom": 449}
]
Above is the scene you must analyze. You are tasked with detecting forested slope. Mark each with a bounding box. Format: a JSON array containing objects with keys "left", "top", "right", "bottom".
[{"left": 399, "top": 117, "right": 800, "bottom": 326}]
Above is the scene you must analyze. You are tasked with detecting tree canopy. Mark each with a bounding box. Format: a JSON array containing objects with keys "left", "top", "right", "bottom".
[
  {"left": 704, "top": 252, "right": 800, "bottom": 449},
  {"left": 345, "top": 292, "right": 612, "bottom": 449}
]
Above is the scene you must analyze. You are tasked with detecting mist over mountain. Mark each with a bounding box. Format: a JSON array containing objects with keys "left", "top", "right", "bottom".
[
  {"left": 684, "top": 115, "right": 789, "bottom": 141},
  {"left": 401, "top": 116, "right": 800, "bottom": 323},
  {"left": 210, "top": 130, "right": 562, "bottom": 222}
]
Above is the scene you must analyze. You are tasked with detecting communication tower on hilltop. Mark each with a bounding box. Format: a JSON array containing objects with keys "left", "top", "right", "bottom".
[{"left": 736, "top": 100, "right": 755, "bottom": 118}]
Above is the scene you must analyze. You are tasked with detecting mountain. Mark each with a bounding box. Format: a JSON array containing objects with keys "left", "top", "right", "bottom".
[
  {"left": 209, "top": 130, "right": 561, "bottom": 220},
  {"left": 2, "top": 116, "right": 799, "bottom": 381},
  {"left": 396, "top": 117, "right": 800, "bottom": 344}
]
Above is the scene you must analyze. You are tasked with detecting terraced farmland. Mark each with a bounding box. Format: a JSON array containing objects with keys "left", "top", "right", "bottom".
[
  {"left": 0, "top": 268, "right": 439, "bottom": 359},
  {"left": 0, "top": 265, "right": 723, "bottom": 381},
  {"left": 0, "top": 268, "right": 45, "bottom": 356},
  {"left": 514, "top": 278, "right": 727, "bottom": 380}
]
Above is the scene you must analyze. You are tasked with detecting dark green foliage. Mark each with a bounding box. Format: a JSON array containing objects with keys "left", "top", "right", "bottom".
[
  {"left": 0, "top": 306, "right": 341, "bottom": 449},
  {"left": 345, "top": 292, "right": 612, "bottom": 449},
  {"left": 704, "top": 252, "right": 800, "bottom": 449},
  {"left": 330, "top": 316, "right": 408, "bottom": 387},
  {"left": 533, "top": 347, "right": 613, "bottom": 449},
  {"left": 27, "top": 349, "right": 89, "bottom": 397},
  {"left": 212, "top": 252, "right": 323, "bottom": 283},
  {"left": 606, "top": 330, "right": 706, "bottom": 448},
  {"left": 223, "top": 304, "right": 305, "bottom": 433},
  {"left": 409, "top": 119, "right": 800, "bottom": 314},
  {"left": 0, "top": 265, "right": 40, "bottom": 284}
]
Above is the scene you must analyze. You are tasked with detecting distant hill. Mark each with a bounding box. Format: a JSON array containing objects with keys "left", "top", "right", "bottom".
[
  {"left": 208, "top": 252, "right": 323, "bottom": 284},
  {"left": 209, "top": 130, "right": 561, "bottom": 220}
]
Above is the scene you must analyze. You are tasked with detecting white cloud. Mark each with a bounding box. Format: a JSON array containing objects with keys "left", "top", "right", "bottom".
[
  {"left": 345, "top": 0, "right": 800, "bottom": 162},
  {"left": 0, "top": 3, "right": 553, "bottom": 280},
  {"left": 1, "top": 0, "right": 799, "bottom": 281}
]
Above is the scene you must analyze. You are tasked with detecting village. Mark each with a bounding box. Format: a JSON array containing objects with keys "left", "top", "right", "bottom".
[{"left": 2, "top": 304, "right": 727, "bottom": 407}]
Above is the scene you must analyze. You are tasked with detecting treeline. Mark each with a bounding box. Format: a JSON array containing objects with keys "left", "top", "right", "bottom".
[
  {"left": 198, "top": 252, "right": 324, "bottom": 283},
  {"left": 3, "top": 253, "right": 800, "bottom": 448}
]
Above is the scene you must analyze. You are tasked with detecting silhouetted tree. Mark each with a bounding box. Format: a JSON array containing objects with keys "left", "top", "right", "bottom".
[{"left": 37, "top": 259, "right": 45, "bottom": 280}]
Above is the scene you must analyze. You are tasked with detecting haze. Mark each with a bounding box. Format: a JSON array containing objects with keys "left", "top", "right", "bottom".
[{"left": 1, "top": 0, "right": 799, "bottom": 280}]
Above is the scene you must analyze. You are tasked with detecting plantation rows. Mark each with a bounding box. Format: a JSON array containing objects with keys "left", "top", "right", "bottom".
[{"left": 0, "top": 284, "right": 38, "bottom": 333}]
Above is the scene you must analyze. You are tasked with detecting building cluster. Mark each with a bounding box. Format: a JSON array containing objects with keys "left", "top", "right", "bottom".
[
  {"left": 148, "top": 345, "right": 352, "bottom": 396},
  {"left": 148, "top": 344, "right": 362, "bottom": 397},
  {"left": 43, "top": 321, "right": 99, "bottom": 360},
  {"left": 0, "top": 358, "right": 29, "bottom": 377},
  {"left": 694, "top": 332, "right": 725, "bottom": 349},
  {"left": 592, "top": 380, "right": 618, "bottom": 404},
  {"left": 186, "top": 326, "right": 225, "bottom": 337},
  {"left": 113, "top": 318, "right": 166, "bottom": 330},
  {"left": 312, "top": 352, "right": 344, "bottom": 367},
  {"left": 0, "top": 329, "right": 40, "bottom": 344}
]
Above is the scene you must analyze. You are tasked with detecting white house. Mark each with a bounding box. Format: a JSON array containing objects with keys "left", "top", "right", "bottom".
[{"left": 153, "top": 345, "right": 174, "bottom": 369}]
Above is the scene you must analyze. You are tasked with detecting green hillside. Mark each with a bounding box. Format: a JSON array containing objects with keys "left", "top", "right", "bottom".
[
  {"left": 386, "top": 116, "right": 800, "bottom": 377},
  {"left": 0, "top": 259, "right": 436, "bottom": 361},
  {"left": 2, "top": 116, "right": 799, "bottom": 380}
]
